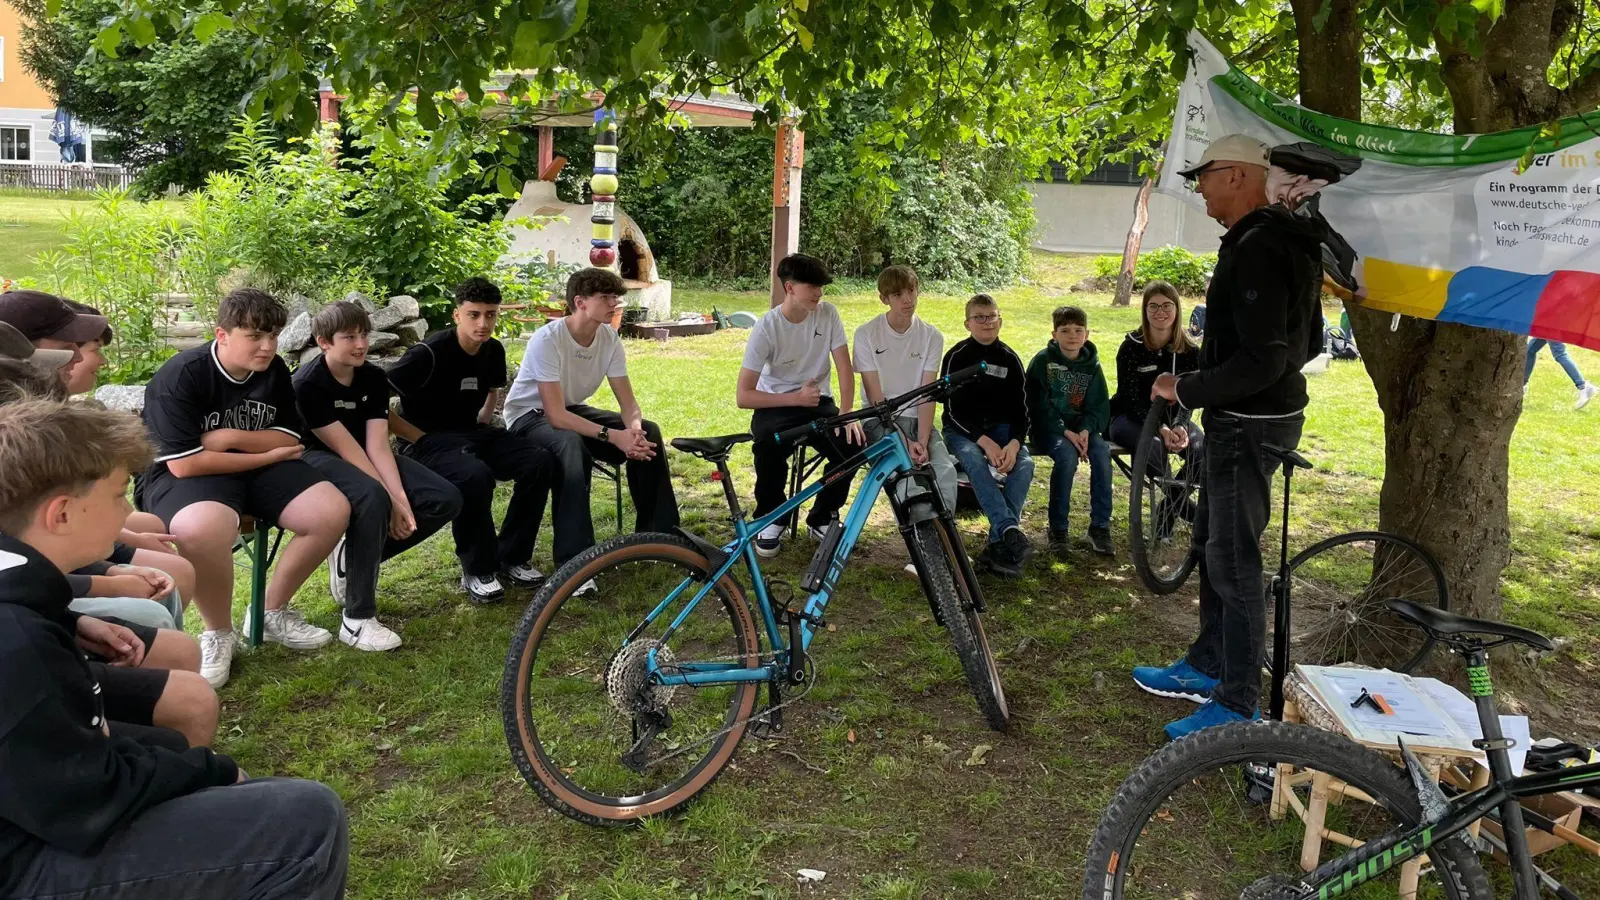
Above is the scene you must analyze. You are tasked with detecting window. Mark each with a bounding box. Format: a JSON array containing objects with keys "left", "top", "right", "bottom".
[
  {"left": 0, "top": 36, "right": 6, "bottom": 82},
  {"left": 0, "top": 127, "right": 31, "bottom": 161},
  {"left": 1041, "top": 152, "right": 1154, "bottom": 186}
]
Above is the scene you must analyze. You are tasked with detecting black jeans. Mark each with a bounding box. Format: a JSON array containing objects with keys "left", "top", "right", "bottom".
[
  {"left": 303, "top": 450, "right": 465, "bottom": 618},
  {"left": 1183, "top": 412, "right": 1303, "bottom": 716},
  {"left": 750, "top": 400, "right": 857, "bottom": 529},
  {"left": 3, "top": 778, "right": 347, "bottom": 900},
  {"left": 509, "top": 405, "right": 681, "bottom": 569},
  {"left": 401, "top": 427, "right": 554, "bottom": 578}
]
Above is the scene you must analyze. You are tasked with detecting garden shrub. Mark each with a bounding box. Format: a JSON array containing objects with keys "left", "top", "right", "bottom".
[{"left": 1092, "top": 245, "right": 1216, "bottom": 294}]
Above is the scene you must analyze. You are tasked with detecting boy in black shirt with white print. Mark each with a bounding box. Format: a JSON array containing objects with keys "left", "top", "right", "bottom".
[
  {"left": 140, "top": 289, "right": 350, "bottom": 689},
  {"left": 294, "top": 302, "right": 463, "bottom": 651},
  {"left": 388, "top": 277, "right": 554, "bottom": 604}
]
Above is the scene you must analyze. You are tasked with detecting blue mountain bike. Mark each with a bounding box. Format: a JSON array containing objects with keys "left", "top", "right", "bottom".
[{"left": 501, "top": 364, "right": 1007, "bottom": 825}]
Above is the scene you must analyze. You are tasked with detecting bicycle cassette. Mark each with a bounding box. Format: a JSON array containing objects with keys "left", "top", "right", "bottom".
[{"left": 605, "top": 639, "right": 679, "bottom": 715}]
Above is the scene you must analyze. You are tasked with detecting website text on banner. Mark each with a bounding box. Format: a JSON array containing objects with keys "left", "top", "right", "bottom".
[{"left": 1161, "top": 30, "right": 1600, "bottom": 353}]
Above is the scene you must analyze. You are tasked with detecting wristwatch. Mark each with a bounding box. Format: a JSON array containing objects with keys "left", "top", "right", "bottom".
[{"left": 597, "top": 426, "right": 610, "bottom": 442}]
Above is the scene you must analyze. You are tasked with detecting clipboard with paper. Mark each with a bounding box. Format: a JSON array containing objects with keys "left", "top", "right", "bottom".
[{"left": 1295, "top": 665, "right": 1481, "bottom": 756}]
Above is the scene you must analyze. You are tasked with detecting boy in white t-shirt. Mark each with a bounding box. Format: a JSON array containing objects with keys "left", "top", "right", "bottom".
[
  {"left": 505, "top": 268, "right": 679, "bottom": 571},
  {"left": 854, "top": 266, "right": 956, "bottom": 523},
  {"left": 737, "top": 253, "right": 863, "bottom": 557}
]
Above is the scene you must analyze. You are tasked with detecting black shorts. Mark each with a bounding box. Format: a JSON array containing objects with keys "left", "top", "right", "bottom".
[
  {"left": 90, "top": 662, "right": 170, "bottom": 728},
  {"left": 107, "top": 542, "right": 136, "bottom": 566},
  {"left": 141, "top": 460, "right": 327, "bottom": 528},
  {"left": 86, "top": 617, "right": 159, "bottom": 662}
]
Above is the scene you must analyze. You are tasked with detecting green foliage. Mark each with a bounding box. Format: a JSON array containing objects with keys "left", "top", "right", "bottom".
[
  {"left": 14, "top": 0, "right": 306, "bottom": 193},
  {"left": 33, "top": 190, "right": 183, "bottom": 384},
  {"left": 615, "top": 95, "right": 1034, "bottom": 284},
  {"left": 1092, "top": 246, "right": 1216, "bottom": 294}
]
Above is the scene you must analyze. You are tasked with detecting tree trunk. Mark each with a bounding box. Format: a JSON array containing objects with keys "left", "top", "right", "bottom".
[
  {"left": 1113, "top": 177, "right": 1154, "bottom": 307},
  {"left": 1291, "top": 0, "right": 1527, "bottom": 624}
]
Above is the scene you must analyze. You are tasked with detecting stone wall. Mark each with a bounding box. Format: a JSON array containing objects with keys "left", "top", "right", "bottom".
[{"left": 276, "top": 293, "right": 428, "bottom": 371}]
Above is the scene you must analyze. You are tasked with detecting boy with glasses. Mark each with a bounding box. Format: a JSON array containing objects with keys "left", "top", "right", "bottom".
[{"left": 940, "top": 294, "right": 1034, "bottom": 576}]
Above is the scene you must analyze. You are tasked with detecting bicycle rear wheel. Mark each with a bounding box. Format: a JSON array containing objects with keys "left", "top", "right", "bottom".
[
  {"left": 1128, "top": 399, "right": 1202, "bottom": 595},
  {"left": 910, "top": 518, "right": 1009, "bottom": 731},
  {"left": 1270, "top": 531, "right": 1447, "bottom": 674},
  {"left": 1083, "top": 721, "right": 1490, "bottom": 900},
  {"left": 501, "top": 533, "right": 762, "bottom": 826}
]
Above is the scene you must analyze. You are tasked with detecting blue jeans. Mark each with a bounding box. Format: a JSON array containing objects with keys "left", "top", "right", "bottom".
[
  {"left": 1042, "top": 431, "right": 1112, "bottom": 532},
  {"left": 1525, "top": 339, "right": 1587, "bottom": 388},
  {"left": 944, "top": 426, "right": 1034, "bottom": 544}
]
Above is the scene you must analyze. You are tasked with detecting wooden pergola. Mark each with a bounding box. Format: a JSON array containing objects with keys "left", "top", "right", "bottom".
[{"left": 318, "top": 84, "right": 804, "bottom": 306}]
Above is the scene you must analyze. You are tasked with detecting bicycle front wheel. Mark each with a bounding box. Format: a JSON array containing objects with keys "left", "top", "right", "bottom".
[
  {"left": 1083, "top": 721, "right": 1490, "bottom": 900},
  {"left": 910, "top": 518, "right": 1009, "bottom": 731},
  {"left": 1273, "top": 531, "right": 1447, "bottom": 674},
  {"left": 1127, "top": 399, "right": 1202, "bottom": 595},
  {"left": 501, "top": 533, "right": 762, "bottom": 826}
]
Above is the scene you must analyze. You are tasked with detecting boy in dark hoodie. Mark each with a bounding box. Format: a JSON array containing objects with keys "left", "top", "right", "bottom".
[
  {"left": 0, "top": 399, "right": 349, "bottom": 899},
  {"left": 940, "top": 293, "right": 1034, "bottom": 576},
  {"left": 1026, "top": 306, "right": 1113, "bottom": 556}
]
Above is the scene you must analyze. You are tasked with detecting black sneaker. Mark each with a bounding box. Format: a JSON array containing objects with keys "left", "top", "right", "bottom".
[
  {"left": 1047, "top": 530, "right": 1070, "bottom": 553},
  {"left": 984, "top": 540, "right": 1022, "bottom": 577},
  {"left": 1001, "top": 525, "right": 1034, "bottom": 568},
  {"left": 1088, "top": 525, "right": 1115, "bottom": 557},
  {"left": 501, "top": 562, "right": 545, "bottom": 588},
  {"left": 460, "top": 573, "right": 505, "bottom": 604}
]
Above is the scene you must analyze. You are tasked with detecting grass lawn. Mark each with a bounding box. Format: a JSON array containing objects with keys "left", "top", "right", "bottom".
[
  {"left": 200, "top": 252, "right": 1600, "bottom": 898},
  {"left": 0, "top": 190, "right": 99, "bottom": 281}
]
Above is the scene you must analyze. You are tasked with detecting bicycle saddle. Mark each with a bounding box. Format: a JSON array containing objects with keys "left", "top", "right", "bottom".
[
  {"left": 670, "top": 434, "right": 753, "bottom": 460},
  {"left": 1386, "top": 599, "right": 1555, "bottom": 652},
  {"left": 1261, "top": 443, "right": 1313, "bottom": 470}
]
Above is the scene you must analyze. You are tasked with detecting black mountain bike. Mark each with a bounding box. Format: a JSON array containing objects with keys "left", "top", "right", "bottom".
[{"left": 1084, "top": 600, "right": 1590, "bottom": 899}]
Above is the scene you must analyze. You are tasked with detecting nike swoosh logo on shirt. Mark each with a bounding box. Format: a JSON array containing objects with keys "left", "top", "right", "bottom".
[{"left": 875, "top": 348, "right": 888, "bottom": 354}]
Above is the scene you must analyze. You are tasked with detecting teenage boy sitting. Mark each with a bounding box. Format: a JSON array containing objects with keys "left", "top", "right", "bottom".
[
  {"left": 294, "top": 302, "right": 463, "bottom": 650},
  {"left": 0, "top": 399, "right": 349, "bottom": 900},
  {"left": 853, "top": 265, "right": 957, "bottom": 522},
  {"left": 388, "top": 277, "right": 554, "bottom": 604},
  {"left": 0, "top": 289, "right": 106, "bottom": 387},
  {"left": 505, "top": 267, "right": 680, "bottom": 573},
  {"left": 141, "top": 288, "right": 350, "bottom": 688},
  {"left": 1026, "top": 305, "right": 1114, "bottom": 556},
  {"left": 737, "top": 253, "right": 863, "bottom": 557},
  {"left": 940, "top": 294, "right": 1035, "bottom": 576}
]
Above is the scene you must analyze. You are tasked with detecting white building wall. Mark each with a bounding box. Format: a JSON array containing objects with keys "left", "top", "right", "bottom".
[{"left": 1029, "top": 182, "right": 1224, "bottom": 255}]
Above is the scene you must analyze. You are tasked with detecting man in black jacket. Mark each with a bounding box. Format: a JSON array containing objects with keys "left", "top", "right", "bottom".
[
  {"left": 1132, "top": 135, "right": 1326, "bottom": 740},
  {"left": 0, "top": 400, "right": 348, "bottom": 899}
]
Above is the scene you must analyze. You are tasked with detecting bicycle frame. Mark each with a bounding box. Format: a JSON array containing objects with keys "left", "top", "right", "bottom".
[
  {"left": 1294, "top": 651, "right": 1600, "bottom": 899},
  {"left": 639, "top": 427, "right": 917, "bottom": 689}
]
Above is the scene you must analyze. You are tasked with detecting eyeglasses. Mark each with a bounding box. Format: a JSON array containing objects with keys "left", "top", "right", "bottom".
[
  {"left": 1191, "top": 164, "right": 1240, "bottom": 184},
  {"left": 967, "top": 313, "right": 1002, "bottom": 324},
  {"left": 1147, "top": 302, "right": 1178, "bottom": 312}
]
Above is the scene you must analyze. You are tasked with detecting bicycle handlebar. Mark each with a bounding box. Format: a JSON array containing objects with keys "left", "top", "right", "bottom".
[{"left": 771, "top": 362, "right": 988, "bottom": 445}]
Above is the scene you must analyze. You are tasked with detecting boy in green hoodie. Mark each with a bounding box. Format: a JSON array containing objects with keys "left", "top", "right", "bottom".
[{"left": 1026, "top": 306, "right": 1113, "bottom": 556}]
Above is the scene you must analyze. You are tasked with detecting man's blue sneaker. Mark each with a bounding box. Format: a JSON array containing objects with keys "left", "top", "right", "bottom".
[
  {"left": 1131, "top": 659, "right": 1219, "bottom": 704},
  {"left": 1164, "top": 700, "right": 1259, "bottom": 741}
]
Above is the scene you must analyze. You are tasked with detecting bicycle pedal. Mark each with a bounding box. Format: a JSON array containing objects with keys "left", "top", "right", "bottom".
[{"left": 783, "top": 606, "right": 834, "bottom": 632}]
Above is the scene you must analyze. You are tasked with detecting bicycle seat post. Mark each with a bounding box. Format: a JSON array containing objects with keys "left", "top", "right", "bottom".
[
  {"left": 714, "top": 458, "right": 744, "bottom": 522},
  {"left": 1459, "top": 644, "right": 1541, "bottom": 897}
]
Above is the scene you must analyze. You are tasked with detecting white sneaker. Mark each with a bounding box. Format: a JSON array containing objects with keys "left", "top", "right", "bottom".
[
  {"left": 460, "top": 573, "right": 505, "bottom": 604},
  {"left": 501, "top": 562, "right": 545, "bottom": 588},
  {"left": 328, "top": 538, "right": 347, "bottom": 608},
  {"left": 200, "top": 629, "right": 236, "bottom": 688},
  {"left": 1577, "top": 383, "right": 1598, "bottom": 410},
  {"left": 755, "top": 523, "right": 785, "bottom": 558},
  {"left": 573, "top": 579, "right": 598, "bottom": 596},
  {"left": 807, "top": 522, "right": 832, "bottom": 543},
  {"left": 903, "top": 563, "right": 919, "bottom": 578},
  {"left": 262, "top": 608, "right": 333, "bottom": 650},
  {"left": 339, "top": 615, "right": 402, "bottom": 651}
]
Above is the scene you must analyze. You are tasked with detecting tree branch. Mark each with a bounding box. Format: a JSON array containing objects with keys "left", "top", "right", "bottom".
[{"left": 1557, "top": 61, "right": 1600, "bottom": 114}]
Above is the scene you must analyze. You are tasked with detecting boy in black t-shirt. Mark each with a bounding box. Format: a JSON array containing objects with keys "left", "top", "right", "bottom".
[
  {"left": 294, "top": 302, "right": 463, "bottom": 650},
  {"left": 140, "top": 289, "right": 350, "bottom": 689},
  {"left": 388, "top": 278, "right": 554, "bottom": 604}
]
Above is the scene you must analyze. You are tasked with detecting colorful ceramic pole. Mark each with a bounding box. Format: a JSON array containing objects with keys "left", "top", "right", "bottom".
[{"left": 590, "top": 108, "right": 619, "bottom": 269}]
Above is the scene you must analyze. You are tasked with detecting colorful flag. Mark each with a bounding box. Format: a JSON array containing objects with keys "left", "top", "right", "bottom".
[{"left": 1163, "top": 31, "right": 1600, "bottom": 351}]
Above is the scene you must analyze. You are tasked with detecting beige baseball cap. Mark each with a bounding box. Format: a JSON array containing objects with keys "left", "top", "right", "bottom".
[
  {"left": 1178, "top": 134, "right": 1272, "bottom": 179},
  {"left": 0, "top": 321, "right": 74, "bottom": 370}
]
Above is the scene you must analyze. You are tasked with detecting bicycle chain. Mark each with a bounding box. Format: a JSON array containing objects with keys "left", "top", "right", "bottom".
[{"left": 624, "top": 653, "right": 817, "bottom": 771}]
